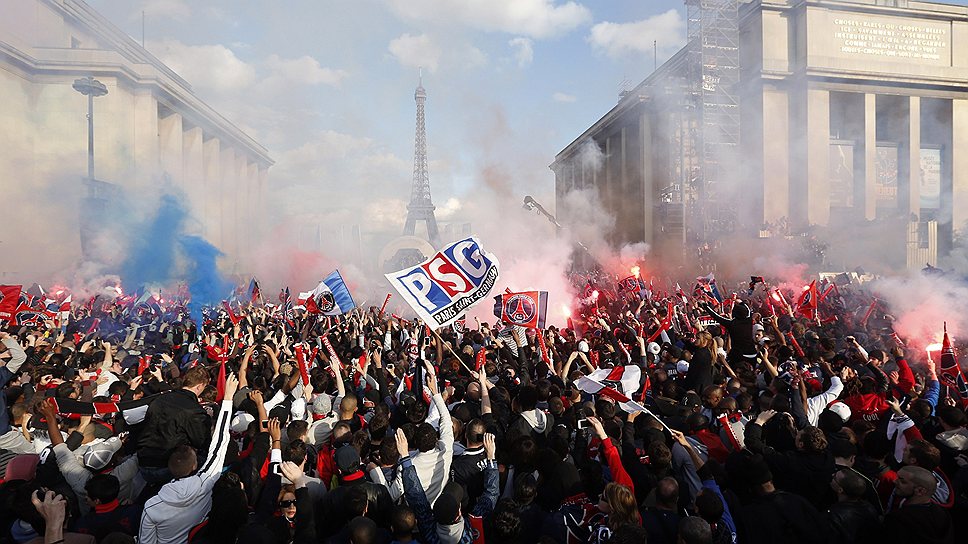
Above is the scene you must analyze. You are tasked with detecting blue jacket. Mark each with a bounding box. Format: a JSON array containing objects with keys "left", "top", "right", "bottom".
[{"left": 400, "top": 454, "right": 498, "bottom": 544}]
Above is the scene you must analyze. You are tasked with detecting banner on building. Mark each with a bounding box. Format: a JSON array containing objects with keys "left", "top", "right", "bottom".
[
  {"left": 386, "top": 237, "right": 500, "bottom": 328},
  {"left": 829, "top": 143, "right": 855, "bottom": 208},
  {"left": 875, "top": 145, "right": 898, "bottom": 208},
  {"left": 920, "top": 148, "right": 942, "bottom": 209}
]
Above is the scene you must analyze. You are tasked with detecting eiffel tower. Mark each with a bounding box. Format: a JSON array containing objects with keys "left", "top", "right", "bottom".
[{"left": 402, "top": 70, "right": 441, "bottom": 247}]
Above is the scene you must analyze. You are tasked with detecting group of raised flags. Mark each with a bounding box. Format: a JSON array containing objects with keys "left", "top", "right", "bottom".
[{"left": 0, "top": 284, "right": 71, "bottom": 327}]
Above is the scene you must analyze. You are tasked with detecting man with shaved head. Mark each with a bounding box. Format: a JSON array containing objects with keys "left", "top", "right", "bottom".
[{"left": 881, "top": 466, "right": 954, "bottom": 543}]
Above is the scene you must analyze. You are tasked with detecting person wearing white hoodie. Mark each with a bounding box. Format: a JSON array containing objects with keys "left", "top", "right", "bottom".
[{"left": 138, "top": 373, "right": 239, "bottom": 544}]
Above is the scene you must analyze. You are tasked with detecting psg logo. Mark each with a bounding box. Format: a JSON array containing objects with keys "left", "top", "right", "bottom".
[
  {"left": 504, "top": 294, "right": 536, "bottom": 325},
  {"left": 316, "top": 292, "right": 336, "bottom": 313}
]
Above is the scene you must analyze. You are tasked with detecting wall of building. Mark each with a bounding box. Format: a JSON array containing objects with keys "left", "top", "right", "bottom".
[
  {"left": 0, "top": 0, "right": 271, "bottom": 280},
  {"left": 743, "top": 0, "right": 968, "bottom": 267}
]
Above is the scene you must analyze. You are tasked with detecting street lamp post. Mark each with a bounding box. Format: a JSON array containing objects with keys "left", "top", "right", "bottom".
[{"left": 72, "top": 76, "right": 108, "bottom": 181}]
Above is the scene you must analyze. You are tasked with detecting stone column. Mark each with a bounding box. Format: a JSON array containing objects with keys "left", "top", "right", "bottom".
[
  {"left": 952, "top": 99, "right": 968, "bottom": 229},
  {"left": 763, "top": 88, "right": 790, "bottom": 223},
  {"left": 247, "top": 162, "right": 260, "bottom": 244},
  {"left": 907, "top": 96, "right": 921, "bottom": 218},
  {"left": 640, "top": 112, "right": 654, "bottom": 245},
  {"left": 862, "top": 93, "right": 877, "bottom": 220},
  {"left": 234, "top": 154, "right": 248, "bottom": 259},
  {"left": 182, "top": 126, "right": 204, "bottom": 226},
  {"left": 158, "top": 112, "right": 183, "bottom": 186},
  {"left": 132, "top": 91, "right": 159, "bottom": 187},
  {"left": 220, "top": 146, "right": 237, "bottom": 257},
  {"left": 806, "top": 88, "right": 830, "bottom": 226},
  {"left": 202, "top": 137, "right": 220, "bottom": 240}
]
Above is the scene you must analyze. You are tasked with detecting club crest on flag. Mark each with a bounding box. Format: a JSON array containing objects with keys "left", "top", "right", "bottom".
[
  {"left": 506, "top": 294, "right": 536, "bottom": 323},
  {"left": 386, "top": 237, "right": 500, "bottom": 328},
  {"left": 493, "top": 290, "right": 549, "bottom": 329},
  {"left": 317, "top": 291, "right": 336, "bottom": 313}
]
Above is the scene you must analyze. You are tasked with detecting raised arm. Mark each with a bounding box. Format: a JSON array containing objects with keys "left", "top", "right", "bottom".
[
  {"left": 198, "top": 373, "right": 239, "bottom": 489},
  {"left": 396, "top": 429, "right": 439, "bottom": 544},
  {"left": 425, "top": 362, "right": 454, "bottom": 450},
  {"left": 0, "top": 333, "right": 27, "bottom": 377},
  {"left": 588, "top": 416, "right": 635, "bottom": 494},
  {"left": 471, "top": 433, "right": 499, "bottom": 517}
]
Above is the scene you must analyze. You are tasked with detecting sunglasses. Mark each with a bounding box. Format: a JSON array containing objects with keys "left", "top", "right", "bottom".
[{"left": 278, "top": 500, "right": 296, "bottom": 508}]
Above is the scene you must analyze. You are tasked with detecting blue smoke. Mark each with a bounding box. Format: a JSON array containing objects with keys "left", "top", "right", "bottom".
[
  {"left": 114, "top": 191, "right": 231, "bottom": 327},
  {"left": 180, "top": 235, "right": 232, "bottom": 326},
  {"left": 119, "top": 194, "right": 187, "bottom": 287}
]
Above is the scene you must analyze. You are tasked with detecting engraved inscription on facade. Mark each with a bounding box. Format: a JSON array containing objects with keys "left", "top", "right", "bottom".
[{"left": 833, "top": 17, "right": 948, "bottom": 60}]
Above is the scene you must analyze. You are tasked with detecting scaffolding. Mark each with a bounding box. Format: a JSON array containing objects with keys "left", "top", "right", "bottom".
[{"left": 686, "top": 0, "right": 741, "bottom": 240}]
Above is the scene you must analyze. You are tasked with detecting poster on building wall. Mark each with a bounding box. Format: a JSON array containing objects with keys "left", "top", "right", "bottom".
[
  {"left": 919, "top": 148, "right": 941, "bottom": 209},
  {"left": 829, "top": 143, "right": 855, "bottom": 208},
  {"left": 875, "top": 145, "right": 898, "bottom": 208}
]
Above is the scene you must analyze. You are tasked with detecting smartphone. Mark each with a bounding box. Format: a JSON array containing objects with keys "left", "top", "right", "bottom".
[{"left": 577, "top": 418, "right": 590, "bottom": 430}]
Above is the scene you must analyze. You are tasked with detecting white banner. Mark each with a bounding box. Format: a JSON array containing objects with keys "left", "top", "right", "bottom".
[{"left": 385, "top": 237, "right": 500, "bottom": 328}]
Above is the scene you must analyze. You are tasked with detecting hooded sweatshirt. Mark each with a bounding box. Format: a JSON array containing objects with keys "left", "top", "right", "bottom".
[
  {"left": 387, "top": 392, "right": 454, "bottom": 505},
  {"left": 138, "top": 397, "right": 233, "bottom": 544}
]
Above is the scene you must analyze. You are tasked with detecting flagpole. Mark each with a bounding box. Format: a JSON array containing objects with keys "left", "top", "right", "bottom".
[{"left": 427, "top": 327, "right": 476, "bottom": 375}]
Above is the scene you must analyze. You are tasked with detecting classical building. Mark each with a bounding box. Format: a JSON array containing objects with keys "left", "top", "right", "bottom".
[
  {"left": 552, "top": 0, "right": 968, "bottom": 270},
  {"left": 0, "top": 0, "right": 272, "bottom": 278}
]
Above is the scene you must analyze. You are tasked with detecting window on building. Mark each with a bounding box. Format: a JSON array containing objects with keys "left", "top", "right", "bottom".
[{"left": 71, "top": 36, "right": 81, "bottom": 48}]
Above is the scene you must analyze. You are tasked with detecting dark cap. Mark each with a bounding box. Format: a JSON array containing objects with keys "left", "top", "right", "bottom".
[
  {"left": 334, "top": 445, "right": 361, "bottom": 474},
  {"left": 433, "top": 481, "right": 466, "bottom": 525}
]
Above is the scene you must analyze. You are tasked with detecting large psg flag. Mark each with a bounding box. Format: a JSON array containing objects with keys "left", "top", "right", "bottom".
[{"left": 493, "top": 290, "right": 549, "bottom": 329}]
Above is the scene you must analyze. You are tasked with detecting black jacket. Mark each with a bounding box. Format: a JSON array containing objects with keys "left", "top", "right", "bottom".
[
  {"left": 136, "top": 389, "right": 212, "bottom": 468},
  {"left": 315, "top": 472, "right": 392, "bottom": 537},
  {"left": 682, "top": 348, "right": 713, "bottom": 394},
  {"left": 451, "top": 445, "right": 486, "bottom": 503},
  {"left": 737, "top": 490, "right": 828, "bottom": 544},
  {"left": 827, "top": 500, "right": 880, "bottom": 544},
  {"left": 881, "top": 503, "right": 955, "bottom": 544}
]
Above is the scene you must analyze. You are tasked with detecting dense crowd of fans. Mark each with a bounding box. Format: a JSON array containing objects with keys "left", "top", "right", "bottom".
[{"left": 0, "top": 273, "right": 965, "bottom": 544}]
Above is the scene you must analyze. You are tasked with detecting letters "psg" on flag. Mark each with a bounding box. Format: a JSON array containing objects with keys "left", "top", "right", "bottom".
[
  {"left": 493, "top": 290, "right": 548, "bottom": 329},
  {"left": 385, "top": 236, "right": 500, "bottom": 328},
  {"left": 306, "top": 271, "right": 357, "bottom": 316}
]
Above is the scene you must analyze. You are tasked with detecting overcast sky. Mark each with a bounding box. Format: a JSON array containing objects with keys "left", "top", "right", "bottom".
[{"left": 84, "top": 0, "right": 691, "bottom": 230}]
